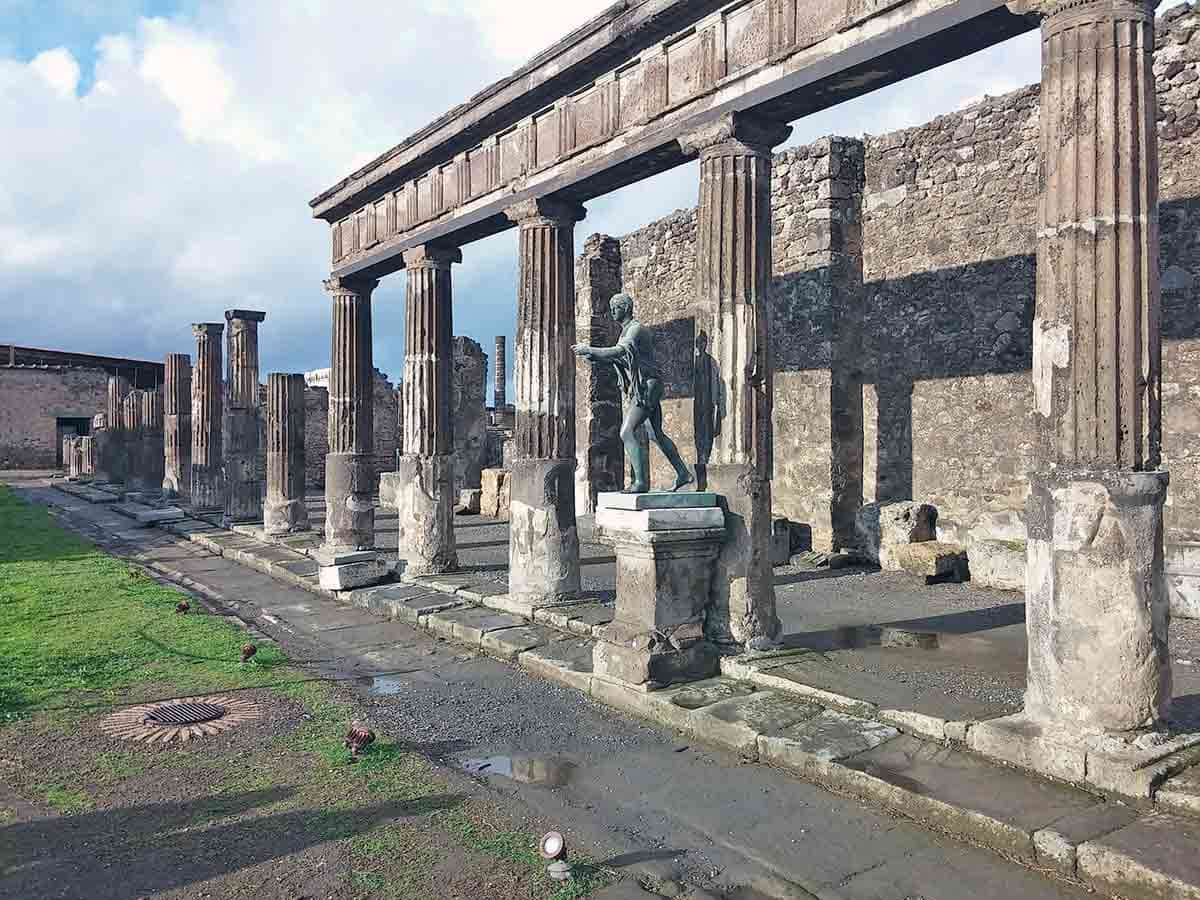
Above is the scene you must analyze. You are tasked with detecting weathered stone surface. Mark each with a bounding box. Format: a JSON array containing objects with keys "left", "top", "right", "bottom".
[
  {"left": 480, "top": 468, "right": 509, "bottom": 519},
  {"left": 323, "top": 276, "right": 378, "bottom": 552},
  {"left": 855, "top": 500, "right": 937, "bottom": 569},
  {"left": 1168, "top": 542, "right": 1200, "bottom": 619},
  {"left": 760, "top": 710, "right": 899, "bottom": 764},
  {"left": 162, "top": 353, "right": 191, "bottom": 499},
  {"left": 190, "top": 323, "right": 224, "bottom": 509},
  {"left": 1078, "top": 814, "right": 1200, "bottom": 900},
  {"left": 575, "top": 234, "right": 624, "bottom": 513},
  {"left": 133, "top": 507, "right": 185, "bottom": 526},
  {"left": 891, "top": 540, "right": 967, "bottom": 580},
  {"left": 451, "top": 335, "right": 487, "bottom": 493},
  {"left": 318, "top": 558, "right": 387, "bottom": 591},
  {"left": 770, "top": 517, "right": 791, "bottom": 567},
  {"left": 223, "top": 310, "right": 266, "bottom": 525},
  {"left": 456, "top": 488, "right": 481, "bottom": 514},
  {"left": 969, "top": 539, "right": 1025, "bottom": 591},
  {"left": 264, "top": 373, "right": 310, "bottom": 536},
  {"left": 493, "top": 334, "right": 506, "bottom": 410},
  {"left": 1025, "top": 470, "right": 1169, "bottom": 733},
  {"left": 395, "top": 454, "right": 457, "bottom": 575},
  {"left": 508, "top": 458, "right": 579, "bottom": 606},
  {"left": 598, "top": 491, "right": 718, "bottom": 510},
  {"left": 595, "top": 505, "right": 723, "bottom": 532}
]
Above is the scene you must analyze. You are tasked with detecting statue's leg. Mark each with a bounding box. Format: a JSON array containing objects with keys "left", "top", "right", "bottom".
[
  {"left": 646, "top": 403, "right": 694, "bottom": 491},
  {"left": 620, "top": 404, "right": 651, "bottom": 493}
]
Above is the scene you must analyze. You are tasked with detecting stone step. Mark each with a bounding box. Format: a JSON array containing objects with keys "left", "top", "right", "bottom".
[
  {"left": 424, "top": 605, "right": 528, "bottom": 647},
  {"left": 532, "top": 599, "right": 615, "bottom": 636}
]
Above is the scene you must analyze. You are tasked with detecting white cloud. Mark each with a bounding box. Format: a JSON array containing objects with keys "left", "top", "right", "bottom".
[
  {"left": 29, "top": 46, "right": 79, "bottom": 97},
  {"left": 0, "top": 1, "right": 1042, "bottom": 384}
]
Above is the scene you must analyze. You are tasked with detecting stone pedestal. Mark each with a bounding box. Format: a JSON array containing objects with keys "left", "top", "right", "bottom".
[
  {"left": 224, "top": 310, "right": 266, "bottom": 524},
  {"left": 392, "top": 455, "right": 457, "bottom": 575},
  {"left": 191, "top": 323, "right": 225, "bottom": 510},
  {"left": 264, "top": 373, "right": 310, "bottom": 536},
  {"left": 163, "top": 353, "right": 191, "bottom": 499},
  {"left": 505, "top": 198, "right": 584, "bottom": 609},
  {"left": 681, "top": 113, "right": 790, "bottom": 649},
  {"left": 324, "top": 276, "right": 379, "bottom": 553},
  {"left": 593, "top": 492, "right": 724, "bottom": 690}
]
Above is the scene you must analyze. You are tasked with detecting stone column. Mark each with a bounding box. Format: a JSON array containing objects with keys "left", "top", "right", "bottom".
[
  {"left": 121, "top": 390, "right": 147, "bottom": 491},
  {"left": 680, "top": 113, "right": 791, "bottom": 649},
  {"left": 95, "top": 375, "right": 130, "bottom": 483},
  {"left": 140, "top": 389, "right": 165, "bottom": 493},
  {"left": 224, "top": 310, "right": 266, "bottom": 524},
  {"left": 971, "top": 0, "right": 1171, "bottom": 791},
  {"left": 264, "top": 373, "right": 310, "bottom": 535},
  {"left": 163, "top": 353, "right": 192, "bottom": 499},
  {"left": 574, "top": 234, "right": 625, "bottom": 515},
  {"left": 494, "top": 335, "right": 507, "bottom": 411},
  {"left": 395, "top": 245, "right": 459, "bottom": 575},
  {"left": 504, "top": 198, "right": 585, "bottom": 608},
  {"left": 452, "top": 336, "right": 487, "bottom": 494},
  {"left": 191, "top": 323, "right": 224, "bottom": 510},
  {"left": 79, "top": 436, "right": 95, "bottom": 478},
  {"left": 323, "top": 276, "right": 379, "bottom": 553}
]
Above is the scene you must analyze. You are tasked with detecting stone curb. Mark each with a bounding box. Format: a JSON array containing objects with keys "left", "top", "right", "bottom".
[{"left": 51, "top": 482, "right": 1200, "bottom": 900}]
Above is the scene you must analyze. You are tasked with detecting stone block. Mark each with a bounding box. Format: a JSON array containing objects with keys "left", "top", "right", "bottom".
[
  {"left": 318, "top": 558, "right": 388, "bottom": 591},
  {"left": 597, "top": 491, "right": 718, "bottom": 510},
  {"left": 686, "top": 690, "right": 823, "bottom": 758},
  {"left": 758, "top": 710, "right": 900, "bottom": 764},
  {"left": 855, "top": 500, "right": 937, "bottom": 569},
  {"left": 596, "top": 505, "right": 724, "bottom": 532},
  {"left": 378, "top": 471, "right": 402, "bottom": 508},
  {"left": 133, "top": 507, "right": 186, "bottom": 526},
  {"left": 314, "top": 548, "right": 377, "bottom": 567},
  {"left": 457, "top": 488, "right": 481, "bottom": 514},
  {"left": 891, "top": 541, "right": 967, "bottom": 581},
  {"left": 519, "top": 637, "right": 595, "bottom": 693},
  {"left": 1077, "top": 814, "right": 1200, "bottom": 900},
  {"left": 770, "top": 517, "right": 791, "bottom": 567},
  {"left": 480, "top": 468, "right": 509, "bottom": 519},
  {"left": 1167, "top": 542, "right": 1200, "bottom": 619},
  {"left": 968, "top": 539, "right": 1026, "bottom": 591}
]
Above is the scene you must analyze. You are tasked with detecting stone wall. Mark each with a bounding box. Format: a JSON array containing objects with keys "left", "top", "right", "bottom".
[
  {"left": 301, "top": 368, "right": 400, "bottom": 490},
  {"left": 597, "top": 4, "right": 1200, "bottom": 548},
  {"left": 451, "top": 336, "right": 487, "bottom": 493},
  {"left": 0, "top": 366, "right": 109, "bottom": 468}
]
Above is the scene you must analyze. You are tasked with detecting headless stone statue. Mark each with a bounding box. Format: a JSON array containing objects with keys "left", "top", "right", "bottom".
[{"left": 574, "top": 292, "right": 694, "bottom": 494}]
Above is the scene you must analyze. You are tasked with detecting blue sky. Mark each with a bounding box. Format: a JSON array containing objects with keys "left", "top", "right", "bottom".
[{"left": 0, "top": 1, "right": 1042, "bottom": 395}]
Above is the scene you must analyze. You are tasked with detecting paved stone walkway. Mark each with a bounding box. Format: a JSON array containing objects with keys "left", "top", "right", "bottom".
[{"left": 25, "top": 473, "right": 1200, "bottom": 899}]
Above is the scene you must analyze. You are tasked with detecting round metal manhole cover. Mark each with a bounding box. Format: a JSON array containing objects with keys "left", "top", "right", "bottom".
[{"left": 100, "top": 695, "right": 259, "bottom": 744}]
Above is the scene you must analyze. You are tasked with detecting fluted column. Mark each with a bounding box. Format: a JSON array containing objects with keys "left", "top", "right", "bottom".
[
  {"left": 224, "top": 310, "right": 266, "bottom": 524},
  {"left": 323, "top": 276, "right": 379, "bottom": 552},
  {"left": 191, "top": 323, "right": 224, "bottom": 510},
  {"left": 494, "top": 335, "right": 507, "bottom": 411},
  {"left": 264, "top": 373, "right": 310, "bottom": 535},
  {"left": 121, "top": 390, "right": 148, "bottom": 491},
  {"left": 163, "top": 353, "right": 192, "bottom": 499},
  {"left": 394, "top": 245, "right": 459, "bottom": 575},
  {"left": 680, "top": 112, "right": 791, "bottom": 649},
  {"left": 970, "top": 0, "right": 1171, "bottom": 783},
  {"left": 504, "top": 198, "right": 584, "bottom": 608},
  {"left": 79, "top": 436, "right": 95, "bottom": 478},
  {"left": 139, "top": 390, "right": 165, "bottom": 493},
  {"left": 95, "top": 375, "right": 130, "bottom": 483}
]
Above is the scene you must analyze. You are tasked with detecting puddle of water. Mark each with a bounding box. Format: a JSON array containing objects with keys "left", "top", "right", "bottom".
[
  {"left": 460, "top": 755, "right": 576, "bottom": 786},
  {"left": 360, "top": 675, "right": 405, "bottom": 696}
]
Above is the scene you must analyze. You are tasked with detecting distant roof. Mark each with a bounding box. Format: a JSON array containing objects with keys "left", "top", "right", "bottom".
[{"left": 2, "top": 345, "right": 165, "bottom": 383}]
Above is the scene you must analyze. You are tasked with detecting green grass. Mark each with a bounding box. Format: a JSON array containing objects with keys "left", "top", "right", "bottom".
[
  {"left": 40, "top": 784, "right": 93, "bottom": 815},
  {"left": 0, "top": 484, "right": 285, "bottom": 721}
]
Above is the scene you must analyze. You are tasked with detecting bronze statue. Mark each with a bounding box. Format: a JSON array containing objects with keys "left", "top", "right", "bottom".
[{"left": 574, "top": 292, "right": 694, "bottom": 494}]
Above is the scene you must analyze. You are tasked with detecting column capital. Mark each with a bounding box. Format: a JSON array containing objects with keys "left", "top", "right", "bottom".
[
  {"left": 1006, "top": 0, "right": 1154, "bottom": 21},
  {"left": 678, "top": 112, "right": 793, "bottom": 159},
  {"left": 191, "top": 322, "right": 224, "bottom": 338},
  {"left": 504, "top": 196, "right": 586, "bottom": 227},
  {"left": 323, "top": 274, "right": 380, "bottom": 296},
  {"left": 224, "top": 309, "right": 266, "bottom": 324},
  {"left": 401, "top": 244, "right": 462, "bottom": 269}
]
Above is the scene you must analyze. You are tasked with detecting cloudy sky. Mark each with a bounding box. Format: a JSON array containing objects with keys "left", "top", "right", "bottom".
[{"left": 0, "top": 1, "right": 1042, "bottom": 391}]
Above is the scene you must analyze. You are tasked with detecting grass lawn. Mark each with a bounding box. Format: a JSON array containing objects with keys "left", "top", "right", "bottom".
[{"left": 0, "top": 484, "right": 610, "bottom": 899}]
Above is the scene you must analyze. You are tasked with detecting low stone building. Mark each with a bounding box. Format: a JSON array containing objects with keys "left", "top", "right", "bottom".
[
  {"left": 302, "top": 367, "right": 399, "bottom": 489},
  {"left": 0, "top": 346, "right": 163, "bottom": 469}
]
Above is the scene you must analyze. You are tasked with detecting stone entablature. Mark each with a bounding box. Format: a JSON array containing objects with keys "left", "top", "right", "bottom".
[{"left": 311, "top": 0, "right": 1033, "bottom": 280}]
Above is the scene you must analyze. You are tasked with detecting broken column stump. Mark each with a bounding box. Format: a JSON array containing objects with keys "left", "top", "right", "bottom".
[{"left": 592, "top": 491, "right": 724, "bottom": 690}]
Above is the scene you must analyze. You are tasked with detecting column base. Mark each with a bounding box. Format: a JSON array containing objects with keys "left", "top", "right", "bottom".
[
  {"left": 263, "top": 498, "right": 311, "bottom": 536},
  {"left": 1024, "top": 468, "right": 1171, "bottom": 733},
  {"left": 508, "top": 458, "right": 580, "bottom": 607},
  {"left": 592, "top": 493, "right": 725, "bottom": 690},
  {"left": 315, "top": 548, "right": 387, "bottom": 591},
  {"left": 389, "top": 455, "right": 457, "bottom": 577},
  {"left": 969, "top": 712, "right": 1200, "bottom": 799},
  {"left": 324, "top": 451, "right": 376, "bottom": 550},
  {"left": 703, "top": 463, "right": 780, "bottom": 650}
]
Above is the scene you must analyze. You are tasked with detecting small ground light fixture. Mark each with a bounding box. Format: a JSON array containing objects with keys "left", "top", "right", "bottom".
[{"left": 539, "top": 830, "right": 571, "bottom": 881}]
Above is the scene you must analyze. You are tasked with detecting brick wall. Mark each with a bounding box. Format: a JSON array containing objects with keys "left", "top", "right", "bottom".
[{"left": 0, "top": 367, "right": 109, "bottom": 468}]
